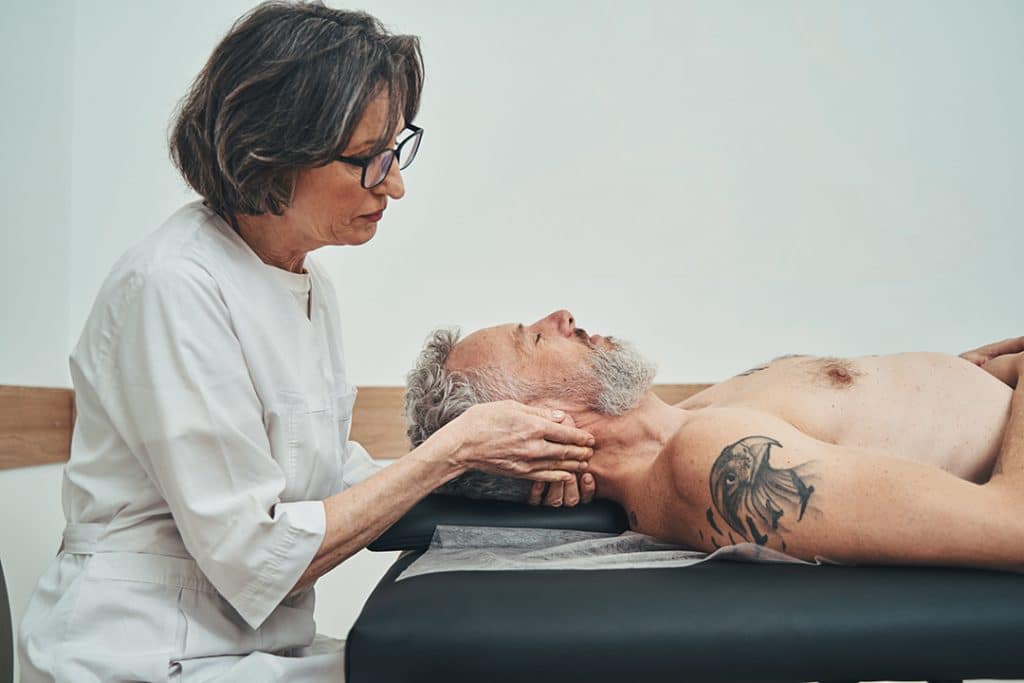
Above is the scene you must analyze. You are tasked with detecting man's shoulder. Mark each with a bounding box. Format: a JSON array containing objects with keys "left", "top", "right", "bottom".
[
  {"left": 664, "top": 406, "right": 785, "bottom": 451},
  {"left": 659, "top": 407, "right": 809, "bottom": 479}
]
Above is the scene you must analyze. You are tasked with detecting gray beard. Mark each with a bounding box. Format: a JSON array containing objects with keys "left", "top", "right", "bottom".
[
  {"left": 588, "top": 338, "right": 658, "bottom": 414},
  {"left": 531, "top": 338, "right": 657, "bottom": 415}
]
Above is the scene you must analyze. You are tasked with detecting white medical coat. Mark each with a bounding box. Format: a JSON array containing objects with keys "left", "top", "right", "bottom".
[{"left": 18, "top": 202, "right": 382, "bottom": 682}]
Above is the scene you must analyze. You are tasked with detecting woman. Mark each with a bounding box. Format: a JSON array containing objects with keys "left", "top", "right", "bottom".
[{"left": 18, "top": 3, "right": 595, "bottom": 681}]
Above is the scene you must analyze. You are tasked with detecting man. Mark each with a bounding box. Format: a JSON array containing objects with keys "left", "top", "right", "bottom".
[{"left": 404, "top": 310, "right": 1024, "bottom": 569}]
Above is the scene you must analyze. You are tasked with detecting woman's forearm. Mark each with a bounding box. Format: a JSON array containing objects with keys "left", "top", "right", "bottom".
[{"left": 290, "top": 431, "right": 463, "bottom": 593}]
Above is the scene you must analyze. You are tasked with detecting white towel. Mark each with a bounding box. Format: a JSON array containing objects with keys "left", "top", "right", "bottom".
[{"left": 396, "top": 525, "right": 823, "bottom": 582}]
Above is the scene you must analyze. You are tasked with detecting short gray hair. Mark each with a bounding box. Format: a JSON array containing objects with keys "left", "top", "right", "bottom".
[
  {"left": 170, "top": 1, "right": 423, "bottom": 219},
  {"left": 404, "top": 328, "right": 535, "bottom": 502}
]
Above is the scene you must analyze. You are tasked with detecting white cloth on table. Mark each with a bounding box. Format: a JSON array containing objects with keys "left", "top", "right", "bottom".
[
  {"left": 396, "top": 525, "right": 817, "bottom": 581},
  {"left": 19, "top": 201, "right": 381, "bottom": 682}
]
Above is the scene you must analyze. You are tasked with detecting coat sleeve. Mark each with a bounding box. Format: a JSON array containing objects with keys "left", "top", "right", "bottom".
[
  {"left": 342, "top": 440, "right": 385, "bottom": 488},
  {"left": 103, "top": 261, "right": 325, "bottom": 629}
]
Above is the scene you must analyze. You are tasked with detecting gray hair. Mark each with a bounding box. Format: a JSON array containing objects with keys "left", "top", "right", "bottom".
[
  {"left": 404, "top": 328, "right": 535, "bottom": 502},
  {"left": 170, "top": 1, "right": 423, "bottom": 219}
]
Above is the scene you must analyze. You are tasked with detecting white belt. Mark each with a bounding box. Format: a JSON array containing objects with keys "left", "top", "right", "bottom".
[{"left": 61, "top": 523, "right": 220, "bottom": 594}]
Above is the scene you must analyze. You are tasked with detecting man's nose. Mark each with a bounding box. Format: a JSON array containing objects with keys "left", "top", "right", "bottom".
[{"left": 534, "top": 309, "right": 576, "bottom": 337}]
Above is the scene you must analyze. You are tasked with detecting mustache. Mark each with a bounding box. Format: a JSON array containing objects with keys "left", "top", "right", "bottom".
[{"left": 574, "top": 327, "right": 616, "bottom": 349}]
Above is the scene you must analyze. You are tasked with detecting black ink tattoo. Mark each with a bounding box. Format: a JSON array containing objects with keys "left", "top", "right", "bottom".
[
  {"left": 737, "top": 365, "right": 768, "bottom": 377},
  {"left": 727, "top": 532, "right": 736, "bottom": 545},
  {"left": 629, "top": 510, "right": 639, "bottom": 529},
  {"left": 698, "top": 530, "right": 704, "bottom": 541},
  {"left": 745, "top": 516, "right": 768, "bottom": 545},
  {"left": 705, "top": 507, "right": 723, "bottom": 535},
  {"left": 711, "top": 537, "right": 721, "bottom": 549},
  {"left": 709, "top": 436, "right": 816, "bottom": 546}
]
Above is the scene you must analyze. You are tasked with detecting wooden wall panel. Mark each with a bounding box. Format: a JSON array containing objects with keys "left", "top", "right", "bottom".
[
  {"left": 0, "top": 386, "right": 75, "bottom": 470},
  {"left": 350, "top": 387, "right": 409, "bottom": 460},
  {"left": 1, "top": 384, "right": 715, "bottom": 467}
]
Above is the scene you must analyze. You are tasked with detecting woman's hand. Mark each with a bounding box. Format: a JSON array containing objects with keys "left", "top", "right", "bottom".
[
  {"left": 527, "top": 473, "right": 598, "bottom": 507},
  {"left": 526, "top": 411, "right": 598, "bottom": 506},
  {"left": 443, "top": 400, "right": 594, "bottom": 483},
  {"left": 960, "top": 336, "right": 1024, "bottom": 367}
]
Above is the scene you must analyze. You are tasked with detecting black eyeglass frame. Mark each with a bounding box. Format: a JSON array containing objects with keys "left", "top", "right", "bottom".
[{"left": 337, "top": 124, "right": 423, "bottom": 189}]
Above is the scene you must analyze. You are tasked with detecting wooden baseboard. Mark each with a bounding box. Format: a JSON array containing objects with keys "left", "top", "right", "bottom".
[{"left": 0, "top": 384, "right": 713, "bottom": 468}]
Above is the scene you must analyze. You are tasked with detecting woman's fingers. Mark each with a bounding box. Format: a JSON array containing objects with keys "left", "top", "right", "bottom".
[
  {"left": 527, "top": 475, "right": 595, "bottom": 506},
  {"left": 528, "top": 482, "right": 546, "bottom": 506},
  {"left": 532, "top": 441, "right": 593, "bottom": 462},
  {"left": 543, "top": 480, "right": 566, "bottom": 507},
  {"left": 527, "top": 458, "right": 591, "bottom": 473},
  {"left": 559, "top": 477, "right": 580, "bottom": 507},
  {"left": 525, "top": 470, "right": 576, "bottom": 483},
  {"left": 579, "top": 473, "right": 596, "bottom": 503},
  {"left": 520, "top": 405, "right": 594, "bottom": 447},
  {"left": 539, "top": 421, "right": 595, "bottom": 447}
]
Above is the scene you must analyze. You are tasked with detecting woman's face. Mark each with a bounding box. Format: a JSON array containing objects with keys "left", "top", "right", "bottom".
[{"left": 286, "top": 91, "right": 406, "bottom": 248}]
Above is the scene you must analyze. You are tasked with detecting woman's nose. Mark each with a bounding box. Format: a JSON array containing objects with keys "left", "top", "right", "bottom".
[
  {"left": 536, "top": 309, "right": 575, "bottom": 337},
  {"left": 374, "top": 161, "right": 405, "bottom": 200}
]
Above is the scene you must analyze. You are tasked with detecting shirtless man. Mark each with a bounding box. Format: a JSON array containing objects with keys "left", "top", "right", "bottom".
[{"left": 403, "top": 310, "right": 1024, "bottom": 570}]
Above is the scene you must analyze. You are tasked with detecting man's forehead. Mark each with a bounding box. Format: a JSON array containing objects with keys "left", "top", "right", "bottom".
[{"left": 447, "top": 323, "right": 518, "bottom": 370}]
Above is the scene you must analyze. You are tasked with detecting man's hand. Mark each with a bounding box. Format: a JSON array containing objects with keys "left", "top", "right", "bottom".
[
  {"left": 960, "top": 336, "right": 1024, "bottom": 366},
  {"left": 979, "top": 351, "right": 1024, "bottom": 388},
  {"left": 528, "top": 473, "right": 597, "bottom": 507}
]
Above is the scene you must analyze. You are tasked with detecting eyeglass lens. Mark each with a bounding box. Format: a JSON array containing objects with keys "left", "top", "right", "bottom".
[{"left": 366, "top": 129, "right": 422, "bottom": 188}]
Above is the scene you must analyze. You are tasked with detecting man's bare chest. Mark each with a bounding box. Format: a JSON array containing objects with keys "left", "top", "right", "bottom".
[{"left": 677, "top": 352, "right": 1010, "bottom": 481}]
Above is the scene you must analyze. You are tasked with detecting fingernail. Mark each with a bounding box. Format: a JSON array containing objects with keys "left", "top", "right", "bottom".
[
  {"left": 583, "top": 474, "right": 593, "bottom": 483},
  {"left": 587, "top": 437, "right": 595, "bottom": 446},
  {"left": 552, "top": 410, "right": 565, "bottom": 420},
  {"left": 580, "top": 461, "right": 588, "bottom": 470}
]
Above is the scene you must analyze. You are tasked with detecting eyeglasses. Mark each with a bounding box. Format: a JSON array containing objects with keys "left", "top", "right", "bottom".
[{"left": 337, "top": 124, "right": 423, "bottom": 189}]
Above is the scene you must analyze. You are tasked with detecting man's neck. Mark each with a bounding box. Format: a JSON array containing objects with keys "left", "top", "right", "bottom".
[{"left": 568, "top": 393, "right": 691, "bottom": 504}]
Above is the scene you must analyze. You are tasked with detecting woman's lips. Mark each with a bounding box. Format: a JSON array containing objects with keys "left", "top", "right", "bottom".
[{"left": 360, "top": 210, "right": 384, "bottom": 222}]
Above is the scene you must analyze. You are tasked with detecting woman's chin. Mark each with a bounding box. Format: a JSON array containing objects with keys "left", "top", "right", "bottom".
[{"left": 334, "top": 223, "right": 377, "bottom": 246}]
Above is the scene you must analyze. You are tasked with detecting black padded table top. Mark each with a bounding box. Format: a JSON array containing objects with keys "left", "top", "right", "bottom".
[
  {"left": 367, "top": 495, "right": 629, "bottom": 551},
  {"left": 347, "top": 552, "right": 1024, "bottom": 683}
]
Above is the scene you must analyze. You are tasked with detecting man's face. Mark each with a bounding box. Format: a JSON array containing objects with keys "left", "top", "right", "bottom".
[
  {"left": 446, "top": 309, "right": 598, "bottom": 387},
  {"left": 446, "top": 309, "right": 656, "bottom": 414}
]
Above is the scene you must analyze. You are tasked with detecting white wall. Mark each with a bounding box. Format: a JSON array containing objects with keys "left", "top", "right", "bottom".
[
  {"left": 0, "top": 3, "right": 77, "bottom": 680},
  {"left": 3, "top": 0, "right": 1023, "bottom": 669}
]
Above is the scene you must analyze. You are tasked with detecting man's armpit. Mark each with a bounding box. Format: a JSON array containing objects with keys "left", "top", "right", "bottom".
[{"left": 701, "top": 434, "right": 818, "bottom": 553}]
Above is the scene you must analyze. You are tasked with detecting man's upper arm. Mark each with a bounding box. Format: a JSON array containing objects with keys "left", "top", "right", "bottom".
[{"left": 672, "top": 408, "right": 1021, "bottom": 569}]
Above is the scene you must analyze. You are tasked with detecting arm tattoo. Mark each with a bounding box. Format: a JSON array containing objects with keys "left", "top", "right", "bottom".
[
  {"left": 707, "top": 435, "right": 815, "bottom": 546},
  {"left": 705, "top": 507, "right": 723, "bottom": 535}
]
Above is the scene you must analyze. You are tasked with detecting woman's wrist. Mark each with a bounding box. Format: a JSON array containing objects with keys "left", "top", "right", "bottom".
[{"left": 410, "top": 423, "right": 469, "bottom": 482}]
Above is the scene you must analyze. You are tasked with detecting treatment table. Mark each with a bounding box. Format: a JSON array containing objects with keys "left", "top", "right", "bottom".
[{"left": 346, "top": 495, "right": 1024, "bottom": 683}]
